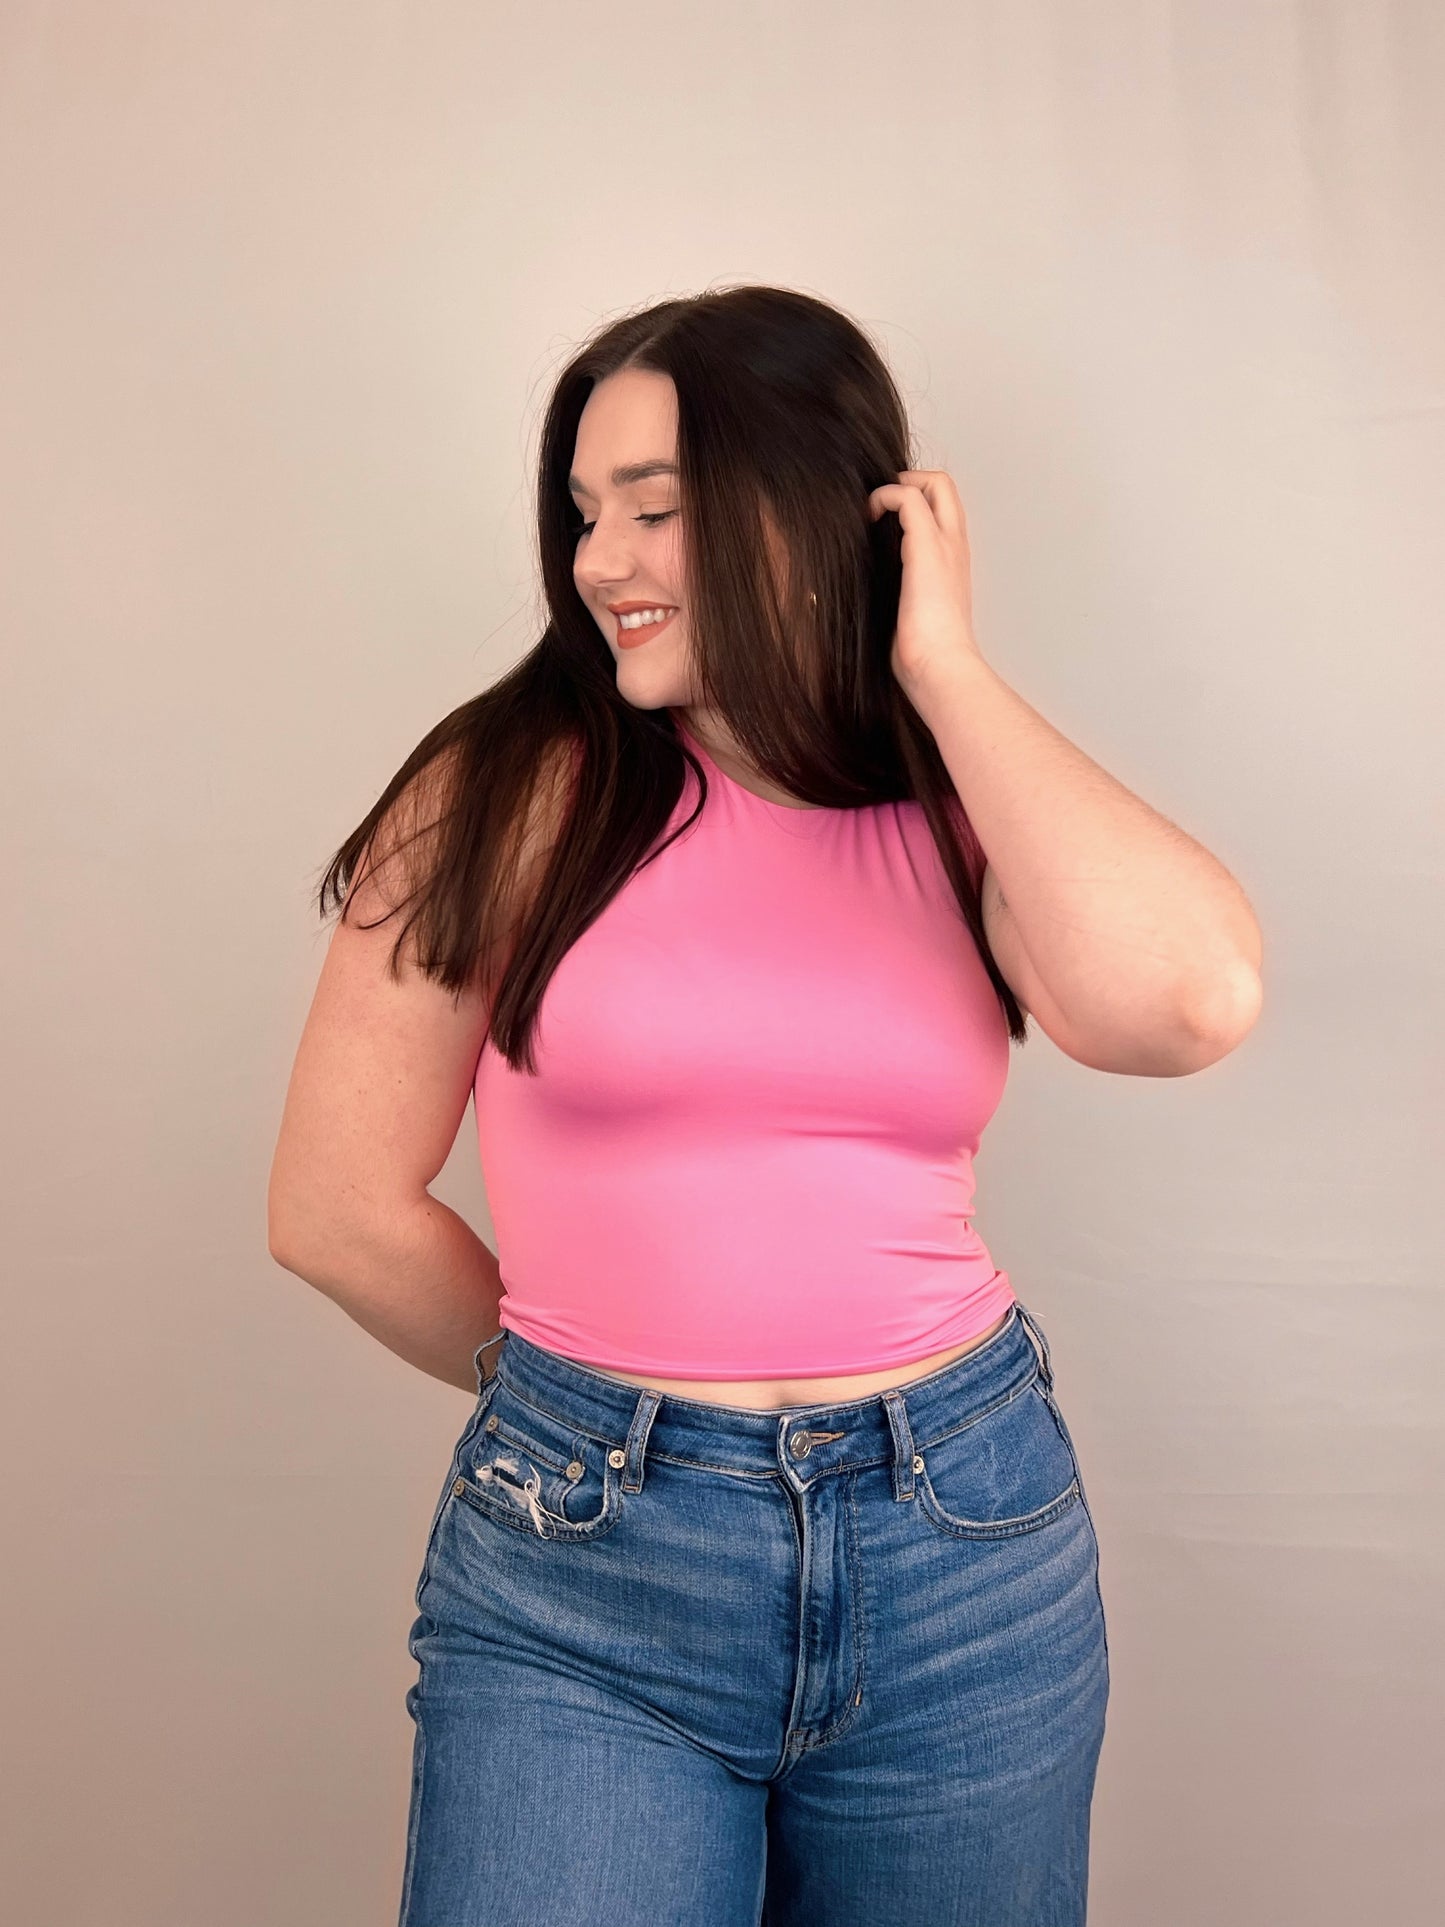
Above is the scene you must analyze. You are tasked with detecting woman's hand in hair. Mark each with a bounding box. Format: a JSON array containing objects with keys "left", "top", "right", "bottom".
[{"left": 868, "top": 468, "right": 987, "bottom": 697}]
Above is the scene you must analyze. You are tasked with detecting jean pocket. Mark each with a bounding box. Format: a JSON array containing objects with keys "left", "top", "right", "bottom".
[
  {"left": 447, "top": 1379, "right": 624, "bottom": 1543},
  {"left": 913, "top": 1377, "right": 1081, "bottom": 1541},
  {"left": 414, "top": 1378, "right": 502, "bottom": 1607}
]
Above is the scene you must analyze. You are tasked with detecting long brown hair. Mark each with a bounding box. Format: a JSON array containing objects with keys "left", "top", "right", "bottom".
[{"left": 313, "top": 283, "right": 1030, "bottom": 1072}]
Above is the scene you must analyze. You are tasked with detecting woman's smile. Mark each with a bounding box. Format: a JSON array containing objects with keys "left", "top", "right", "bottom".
[{"left": 614, "top": 607, "right": 679, "bottom": 647}]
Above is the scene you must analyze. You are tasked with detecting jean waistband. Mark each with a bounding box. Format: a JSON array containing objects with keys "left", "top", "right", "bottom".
[{"left": 467, "top": 1298, "right": 1057, "bottom": 1492}]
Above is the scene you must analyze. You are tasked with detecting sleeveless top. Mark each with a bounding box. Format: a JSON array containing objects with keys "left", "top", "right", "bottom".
[{"left": 471, "top": 721, "right": 1015, "bottom": 1378}]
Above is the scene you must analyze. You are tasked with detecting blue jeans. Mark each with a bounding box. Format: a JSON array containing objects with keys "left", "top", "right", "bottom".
[{"left": 398, "top": 1298, "right": 1110, "bottom": 1926}]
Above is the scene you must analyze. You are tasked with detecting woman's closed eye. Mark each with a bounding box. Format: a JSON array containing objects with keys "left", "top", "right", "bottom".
[{"left": 573, "top": 511, "right": 675, "bottom": 539}]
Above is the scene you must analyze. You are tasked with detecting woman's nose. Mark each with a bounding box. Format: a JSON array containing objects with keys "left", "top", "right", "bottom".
[
  {"left": 577, "top": 555, "right": 639, "bottom": 599},
  {"left": 576, "top": 536, "right": 632, "bottom": 580}
]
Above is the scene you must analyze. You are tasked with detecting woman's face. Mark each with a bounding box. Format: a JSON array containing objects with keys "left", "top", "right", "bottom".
[
  {"left": 568, "top": 365, "right": 810, "bottom": 802},
  {"left": 570, "top": 366, "right": 695, "bottom": 714}
]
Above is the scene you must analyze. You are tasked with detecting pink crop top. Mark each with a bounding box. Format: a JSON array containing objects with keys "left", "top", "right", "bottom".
[{"left": 471, "top": 722, "right": 1015, "bottom": 1378}]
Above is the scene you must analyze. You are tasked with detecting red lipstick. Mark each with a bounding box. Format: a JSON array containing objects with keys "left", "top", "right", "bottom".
[{"left": 612, "top": 606, "right": 679, "bottom": 648}]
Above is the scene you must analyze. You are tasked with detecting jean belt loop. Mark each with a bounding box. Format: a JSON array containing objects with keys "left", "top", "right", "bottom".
[
  {"left": 473, "top": 1330, "right": 508, "bottom": 1387},
  {"left": 879, "top": 1388, "right": 919, "bottom": 1502},
  {"left": 1012, "top": 1299, "right": 1055, "bottom": 1393},
  {"left": 619, "top": 1387, "right": 663, "bottom": 1495}
]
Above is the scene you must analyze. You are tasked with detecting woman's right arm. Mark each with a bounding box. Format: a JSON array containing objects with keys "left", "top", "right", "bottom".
[
  {"left": 266, "top": 747, "right": 569, "bottom": 1393},
  {"left": 265, "top": 858, "right": 503, "bottom": 1395}
]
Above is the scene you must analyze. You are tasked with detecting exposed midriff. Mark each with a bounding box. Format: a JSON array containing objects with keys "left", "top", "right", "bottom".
[{"left": 573, "top": 1307, "right": 1015, "bottom": 1411}]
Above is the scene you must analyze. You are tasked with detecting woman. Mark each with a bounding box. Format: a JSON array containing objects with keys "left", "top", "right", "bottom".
[{"left": 268, "top": 285, "right": 1262, "bottom": 1925}]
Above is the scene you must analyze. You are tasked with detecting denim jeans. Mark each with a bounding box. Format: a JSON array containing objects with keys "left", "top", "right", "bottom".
[{"left": 397, "top": 1298, "right": 1110, "bottom": 1926}]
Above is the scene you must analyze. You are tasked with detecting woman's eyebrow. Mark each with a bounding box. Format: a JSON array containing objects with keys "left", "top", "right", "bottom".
[{"left": 567, "top": 460, "right": 679, "bottom": 499}]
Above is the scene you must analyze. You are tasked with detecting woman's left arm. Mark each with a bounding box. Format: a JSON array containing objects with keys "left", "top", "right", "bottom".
[{"left": 872, "top": 470, "right": 1264, "bottom": 1065}]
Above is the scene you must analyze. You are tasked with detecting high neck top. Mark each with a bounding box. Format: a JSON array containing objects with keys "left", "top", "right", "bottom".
[{"left": 472, "top": 725, "right": 1014, "bottom": 1378}]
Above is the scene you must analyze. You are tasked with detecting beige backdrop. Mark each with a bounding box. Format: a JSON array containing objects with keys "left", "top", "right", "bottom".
[{"left": 4, "top": 4, "right": 1441, "bottom": 1923}]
